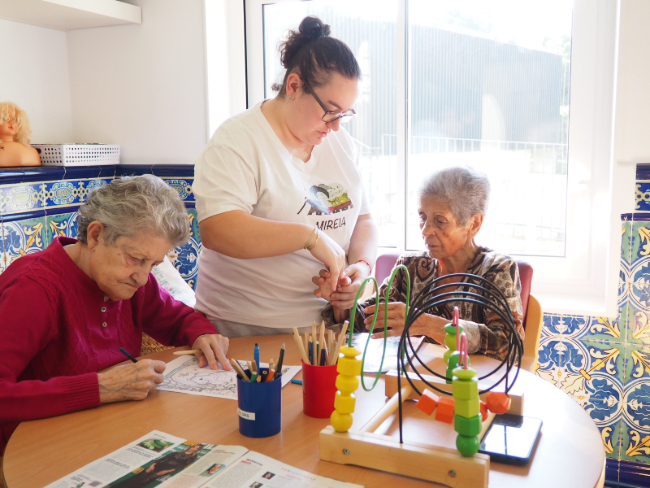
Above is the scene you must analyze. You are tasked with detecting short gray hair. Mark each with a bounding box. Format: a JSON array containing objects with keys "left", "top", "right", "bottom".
[
  {"left": 77, "top": 174, "right": 190, "bottom": 247},
  {"left": 420, "top": 166, "right": 490, "bottom": 225}
]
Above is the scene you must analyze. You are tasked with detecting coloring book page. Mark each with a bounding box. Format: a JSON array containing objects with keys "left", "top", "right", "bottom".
[{"left": 158, "top": 356, "right": 300, "bottom": 399}]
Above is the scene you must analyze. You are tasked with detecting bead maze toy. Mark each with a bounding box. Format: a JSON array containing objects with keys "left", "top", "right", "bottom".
[{"left": 319, "top": 267, "right": 524, "bottom": 488}]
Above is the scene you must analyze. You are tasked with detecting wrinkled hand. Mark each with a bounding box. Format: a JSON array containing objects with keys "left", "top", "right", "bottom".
[
  {"left": 312, "top": 262, "right": 372, "bottom": 310},
  {"left": 192, "top": 334, "right": 231, "bottom": 370},
  {"left": 364, "top": 302, "right": 408, "bottom": 338},
  {"left": 98, "top": 359, "right": 166, "bottom": 404}
]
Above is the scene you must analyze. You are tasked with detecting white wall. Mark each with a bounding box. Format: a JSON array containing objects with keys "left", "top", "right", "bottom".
[
  {"left": 615, "top": 0, "right": 650, "bottom": 166},
  {"left": 66, "top": 0, "right": 208, "bottom": 164},
  {"left": 0, "top": 18, "right": 73, "bottom": 144}
]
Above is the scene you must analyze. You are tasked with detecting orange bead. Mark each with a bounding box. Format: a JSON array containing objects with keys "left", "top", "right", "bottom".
[
  {"left": 435, "top": 396, "right": 455, "bottom": 423},
  {"left": 480, "top": 400, "right": 488, "bottom": 421},
  {"left": 486, "top": 392, "right": 511, "bottom": 414},
  {"left": 416, "top": 389, "right": 440, "bottom": 416}
]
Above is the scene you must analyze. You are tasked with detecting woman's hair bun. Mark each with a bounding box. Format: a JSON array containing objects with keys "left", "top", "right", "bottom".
[{"left": 299, "top": 16, "right": 331, "bottom": 40}]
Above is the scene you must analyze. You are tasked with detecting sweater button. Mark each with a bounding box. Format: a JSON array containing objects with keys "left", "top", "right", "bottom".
[
  {"left": 101, "top": 307, "right": 106, "bottom": 313},
  {"left": 102, "top": 322, "right": 107, "bottom": 328}
]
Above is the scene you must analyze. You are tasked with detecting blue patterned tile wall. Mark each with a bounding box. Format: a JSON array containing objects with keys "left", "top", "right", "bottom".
[
  {"left": 536, "top": 164, "right": 650, "bottom": 485},
  {"left": 0, "top": 164, "right": 199, "bottom": 290}
]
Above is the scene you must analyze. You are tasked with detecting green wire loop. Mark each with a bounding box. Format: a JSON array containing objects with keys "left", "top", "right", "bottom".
[{"left": 347, "top": 265, "right": 411, "bottom": 392}]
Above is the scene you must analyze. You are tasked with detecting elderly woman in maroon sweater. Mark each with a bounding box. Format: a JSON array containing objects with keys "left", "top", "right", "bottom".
[{"left": 0, "top": 175, "right": 231, "bottom": 455}]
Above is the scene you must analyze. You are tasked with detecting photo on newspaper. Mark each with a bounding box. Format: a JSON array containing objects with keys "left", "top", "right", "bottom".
[{"left": 105, "top": 442, "right": 213, "bottom": 488}]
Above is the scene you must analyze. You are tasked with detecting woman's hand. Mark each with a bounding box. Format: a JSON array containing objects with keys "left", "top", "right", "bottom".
[
  {"left": 98, "top": 359, "right": 167, "bottom": 403},
  {"left": 364, "top": 302, "right": 409, "bottom": 337},
  {"left": 312, "top": 262, "right": 372, "bottom": 309},
  {"left": 364, "top": 303, "right": 447, "bottom": 341},
  {"left": 307, "top": 231, "right": 346, "bottom": 291},
  {"left": 192, "top": 334, "right": 231, "bottom": 370}
]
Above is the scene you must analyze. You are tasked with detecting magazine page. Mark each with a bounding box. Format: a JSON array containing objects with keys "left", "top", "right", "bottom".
[
  {"left": 45, "top": 430, "right": 187, "bottom": 488},
  {"left": 202, "top": 451, "right": 363, "bottom": 488},
  {"left": 351, "top": 332, "right": 425, "bottom": 373},
  {"left": 158, "top": 357, "right": 300, "bottom": 399}
]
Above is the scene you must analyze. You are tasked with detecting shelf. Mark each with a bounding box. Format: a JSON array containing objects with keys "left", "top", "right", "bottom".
[{"left": 0, "top": 0, "right": 141, "bottom": 31}]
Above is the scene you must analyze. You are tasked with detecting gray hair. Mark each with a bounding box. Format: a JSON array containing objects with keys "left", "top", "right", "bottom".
[
  {"left": 77, "top": 174, "right": 190, "bottom": 247},
  {"left": 420, "top": 166, "right": 490, "bottom": 225}
]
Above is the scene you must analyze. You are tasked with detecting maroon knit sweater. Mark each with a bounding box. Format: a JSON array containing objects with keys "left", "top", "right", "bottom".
[{"left": 0, "top": 237, "right": 216, "bottom": 454}]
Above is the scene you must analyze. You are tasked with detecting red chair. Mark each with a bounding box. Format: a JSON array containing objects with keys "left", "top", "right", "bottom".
[{"left": 373, "top": 254, "right": 542, "bottom": 371}]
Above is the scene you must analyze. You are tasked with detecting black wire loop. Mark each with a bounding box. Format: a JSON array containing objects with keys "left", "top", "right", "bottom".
[{"left": 394, "top": 272, "right": 522, "bottom": 444}]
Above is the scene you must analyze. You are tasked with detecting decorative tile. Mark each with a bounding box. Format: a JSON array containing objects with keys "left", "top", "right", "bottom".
[
  {"left": 601, "top": 420, "right": 623, "bottom": 461},
  {"left": 623, "top": 219, "right": 633, "bottom": 265},
  {"left": 0, "top": 178, "right": 112, "bottom": 217},
  {"left": 1, "top": 216, "right": 47, "bottom": 269},
  {"left": 632, "top": 221, "right": 650, "bottom": 266},
  {"left": 625, "top": 344, "right": 650, "bottom": 386},
  {"left": 542, "top": 313, "right": 590, "bottom": 337},
  {"left": 620, "top": 381, "right": 650, "bottom": 465},
  {"left": 163, "top": 178, "right": 194, "bottom": 202},
  {"left": 636, "top": 182, "right": 650, "bottom": 212},
  {"left": 46, "top": 212, "right": 79, "bottom": 245},
  {"left": 586, "top": 313, "right": 624, "bottom": 344},
  {"left": 166, "top": 211, "right": 202, "bottom": 290},
  {"left": 626, "top": 298, "right": 650, "bottom": 346}
]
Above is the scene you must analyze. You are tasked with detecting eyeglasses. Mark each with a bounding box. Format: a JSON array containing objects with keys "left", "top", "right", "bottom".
[{"left": 303, "top": 83, "right": 356, "bottom": 124}]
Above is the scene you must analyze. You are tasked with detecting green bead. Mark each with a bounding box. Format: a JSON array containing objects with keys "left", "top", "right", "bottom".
[
  {"left": 445, "top": 368, "right": 453, "bottom": 384},
  {"left": 452, "top": 377, "right": 478, "bottom": 400},
  {"left": 456, "top": 434, "right": 480, "bottom": 457},
  {"left": 444, "top": 333, "right": 457, "bottom": 350},
  {"left": 454, "top": 414, "right": 482, "bottom": 437},
  {"left": 443, "top": 349, "right": 452, "bottom": 364},
  {"left": 444, "top": 323, "right": 464, "bottom": 335},
  {"left": 448, "top": 351, "right": 461, "bottom": 369},
  {"left": 455, "top": 397, "right": 480, "bottom": 418},
  {"left": 452, "top": 366, "right": 476, "bottom": 380}
]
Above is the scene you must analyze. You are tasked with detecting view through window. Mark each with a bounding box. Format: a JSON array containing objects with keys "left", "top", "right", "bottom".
[{"left": 263, "top": 0, "right": 572, "bottom": 255}]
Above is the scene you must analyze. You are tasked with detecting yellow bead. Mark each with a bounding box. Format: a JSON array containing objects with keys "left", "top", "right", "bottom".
[
  {"left": 334, "top": 391, "right": 356, "bottom": 414},
  {"left": 337, "top": 356, "right": 362, "bottom": 376},
  {"left": 331, "top": 410, "right": 354, "bottom": 432},
  {"left": 335, "top": 373, "right": 359, "bottom": 393},
  {"left": 340, "top": 345, "right": 361, "bottom": 358}
]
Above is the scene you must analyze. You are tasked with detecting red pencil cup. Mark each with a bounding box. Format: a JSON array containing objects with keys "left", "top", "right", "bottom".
[{"left": 302, "top": 360, "right": 339, "bottom": 418}]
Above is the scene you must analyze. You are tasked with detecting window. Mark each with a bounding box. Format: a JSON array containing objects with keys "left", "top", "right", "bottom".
[{"left": 244, "top": 0, "right": 620, "bottom": 315}]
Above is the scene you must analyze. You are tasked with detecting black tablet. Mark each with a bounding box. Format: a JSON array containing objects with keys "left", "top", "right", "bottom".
[{"left": 478, "top": 414, "right": 542, "bottom": 465}]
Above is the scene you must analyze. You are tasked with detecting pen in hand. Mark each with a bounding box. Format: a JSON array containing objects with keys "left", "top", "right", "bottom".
[{"left": 119, "top": 347, "right": 138, "bottom": 363}]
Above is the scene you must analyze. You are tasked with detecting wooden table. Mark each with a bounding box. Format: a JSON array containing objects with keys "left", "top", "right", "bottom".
[{"left": 3, "top": 335, "right": 605, "bottom": 488}]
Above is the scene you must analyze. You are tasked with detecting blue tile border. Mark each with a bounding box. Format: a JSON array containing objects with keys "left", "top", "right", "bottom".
[
  {"left": 637, "top": 164, "right": 650, "bottom": 181},
  {"left": 2, "top": 209, "right": 47, "bottom": 222},
  {"left": 116, "top": 164, "right": 194, "bottom": 178}
]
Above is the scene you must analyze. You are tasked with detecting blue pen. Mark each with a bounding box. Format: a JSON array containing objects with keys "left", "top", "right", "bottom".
[
  {"left": 119, "top": 347, "right": 138, "bottom": 363},
  {"left": 254, "top": 343, "right": 260, "bottom": 373}
]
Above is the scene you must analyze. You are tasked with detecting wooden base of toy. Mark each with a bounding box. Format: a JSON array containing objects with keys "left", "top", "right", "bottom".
[
  {"left": 384, "top": 370, "right": 525, "bottom": 416},
  {"left": 319, "top": 382, "right": 493, "bottom": 488}
]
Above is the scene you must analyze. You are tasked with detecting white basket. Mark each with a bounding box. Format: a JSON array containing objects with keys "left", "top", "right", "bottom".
[{"left": 31, "top": 144, "right": 120, "bottom": 166}]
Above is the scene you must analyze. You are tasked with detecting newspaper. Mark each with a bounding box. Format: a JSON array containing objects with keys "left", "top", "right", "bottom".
[
  {"left": 46, "top": 431, "right": 362, "bottom": 488},
  {"left": 158, "top": 357, "right": 300, "bottom": 399}
]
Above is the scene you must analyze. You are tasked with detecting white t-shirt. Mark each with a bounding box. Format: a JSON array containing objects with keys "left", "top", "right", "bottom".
[{"left": 193, "top": 102, "right": 371, "bottom": 328}]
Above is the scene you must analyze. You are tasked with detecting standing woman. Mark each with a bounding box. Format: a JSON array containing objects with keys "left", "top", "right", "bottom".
[{"left": 193, "top": 16, "right": 378, "bottom": 337}]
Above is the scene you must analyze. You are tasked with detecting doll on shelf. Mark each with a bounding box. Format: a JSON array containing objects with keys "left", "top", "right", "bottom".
[{"left": 0, "top": 101, "right": 41, "bottom": 167}]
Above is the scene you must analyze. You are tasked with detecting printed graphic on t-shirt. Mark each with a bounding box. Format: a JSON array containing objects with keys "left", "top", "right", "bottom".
[{"left": 297, "top": 183, "right": 354, "bottom": 216}]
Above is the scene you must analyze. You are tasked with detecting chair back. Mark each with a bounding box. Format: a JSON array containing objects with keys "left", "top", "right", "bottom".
[{"left": 516, "top": 260, "right": 533, "bottom": 329}]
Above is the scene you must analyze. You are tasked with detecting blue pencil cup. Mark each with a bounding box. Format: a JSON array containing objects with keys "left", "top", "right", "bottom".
[{"left": 237, "top": 369, "right": 282, "bottom": 438}]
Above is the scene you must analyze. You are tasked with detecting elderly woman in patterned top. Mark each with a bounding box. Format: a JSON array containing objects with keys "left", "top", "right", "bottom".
[{"left": 317, "top": 166, "right": 524, "bottom": 361}]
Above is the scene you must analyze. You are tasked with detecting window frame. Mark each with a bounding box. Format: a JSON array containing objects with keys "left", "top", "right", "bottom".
[{"left": 242, "top": 0, "right": 625, "bottom": 317}]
